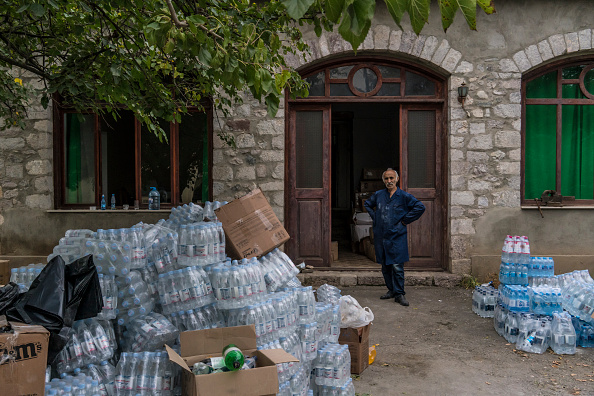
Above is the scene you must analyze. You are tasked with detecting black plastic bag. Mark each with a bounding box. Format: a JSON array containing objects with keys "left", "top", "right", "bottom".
[
  {"left": 0, "top": 282, "right": 20, "bottom": 316},
  {"left": 5, "top": 254, "right": 102, "bottom": 363}
]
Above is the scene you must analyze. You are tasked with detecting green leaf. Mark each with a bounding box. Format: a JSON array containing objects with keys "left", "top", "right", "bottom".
[
  {"left": 241, "top": 24, "right": 256, "bottom": 40},
  {"left": 187, "top": 15, "right": 207, "bottom": 25},
  {"left": 164, "top": 39, "right": 175, "bottom": 54},
  {"left": 408, "top": 0, "right": 431, "bottom": 34},
  {"left": 261, "top": 70, "right": 273, "bottom": 93},
  {"left": 477, "top": 0, "right": 495, "bottom": 14},
  {"left": 110, "top": 65, "right": 121, "bottom": 77},
  {"left": 338, "top": 0, "right": 375, "bottom": 49},
  {"left": 314, "top": 18, "right": 322, "bottom": 36},
  {"left": 265, "top": 94, "right": 280, "bottom": 117},
  {"left": 30, "top": 3, "right": 45, "bottom": 17},
  {"left": 198, "top": 47, "right": 212, "bottom": 65},
  {"left": 439, "top": 0, "right": 477, "bottom": 31},
  {"left": 438, "top": 0, "right": 456, "bottom": 31},
  {"left": 383, "top": 0, "right": 409, "bottom": 28},
  {"left": 325, "top": 0, "right": 346, "bottom": 23},
  {"left": 275, "top": 70, "right": 291, "bottom": 92},
  {"left": 16, "top": 4, "right": 30, "bottom": 13},
  {"left": 281, "top": 0, "right": 316, "bottom": 19}
]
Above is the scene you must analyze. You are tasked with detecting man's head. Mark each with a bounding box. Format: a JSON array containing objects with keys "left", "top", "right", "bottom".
[{"left": 382, "top": 168, "right": 399, "bottom": 191}]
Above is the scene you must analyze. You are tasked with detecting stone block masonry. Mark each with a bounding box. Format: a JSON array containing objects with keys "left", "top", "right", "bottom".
[{"left": 210, "top": 24, "right": 594, "bottom": 274}]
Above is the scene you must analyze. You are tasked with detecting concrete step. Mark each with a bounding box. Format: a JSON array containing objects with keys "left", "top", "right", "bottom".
[{"left": 297, "top": 271, "right": 463, "bottom": 288}]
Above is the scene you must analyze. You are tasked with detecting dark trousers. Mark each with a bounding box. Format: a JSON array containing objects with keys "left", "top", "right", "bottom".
[{"left": 381, "top": 262, "right": 405, "bottom": 296}]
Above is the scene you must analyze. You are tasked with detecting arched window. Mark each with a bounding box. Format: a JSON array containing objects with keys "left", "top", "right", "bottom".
[
  {"left": 300, "top": 61, "right": 441, "bottom": 99},
  {"left": 523, "top": 58, "right": 594, "bottom": 205}
]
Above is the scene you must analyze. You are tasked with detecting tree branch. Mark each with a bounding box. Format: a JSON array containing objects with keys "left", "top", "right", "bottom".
[{"left": 0, "top": 53, "right": 50, "bottom": 79}]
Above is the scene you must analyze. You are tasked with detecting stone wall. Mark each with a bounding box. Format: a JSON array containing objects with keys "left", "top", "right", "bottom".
[
  {"left": 211, "top": 94, "right": 286, "bottom": 222},
  {"left": 0, "top": 70, "right": 53, "bottom": 229},
  {"left": 212, "top": 1, "right": 594, "bottom": 275},
  {"left": 3, "top": 1, "right": 594, "bottom": 274}
]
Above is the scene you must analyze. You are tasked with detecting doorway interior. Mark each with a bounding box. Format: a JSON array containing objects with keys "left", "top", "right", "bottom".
[{"left": 331, "top": 103, "right": 399, "bottom": 261}]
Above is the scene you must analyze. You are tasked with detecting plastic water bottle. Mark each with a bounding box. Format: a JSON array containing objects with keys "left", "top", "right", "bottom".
[
  {"left": 148, "top": 187, "right": 160, "bottom": 210},
  {"left": 101, "top": 194, "right": 106, "bottom": 210},
  {"left": 550, "top": 312, "right": 577, "bottom": 354},
  {"left": 110, "top": 194, "right": 116, "bottom": 210}
]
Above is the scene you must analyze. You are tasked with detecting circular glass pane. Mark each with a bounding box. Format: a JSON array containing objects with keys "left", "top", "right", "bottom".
[
  {"left": 352, "top": 68, "right": 378, "bottom": 94},
  {"left": 584, "top": 68, "right": 594, "bottom": 97}
]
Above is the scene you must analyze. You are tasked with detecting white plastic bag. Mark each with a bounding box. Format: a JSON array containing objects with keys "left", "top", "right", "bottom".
[{"left": 339, "top": 295, "right": 374, "bottom": 328}]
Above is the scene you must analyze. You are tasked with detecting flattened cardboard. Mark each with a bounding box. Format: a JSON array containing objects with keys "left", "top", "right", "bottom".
[
  {"left": 167, "top": 325, "right": 298, "bottom": 396},
  {"left": 215, "top": 189, "right": 290, "bottom": 259},
  {"left": 0, "top": 316, "right": 50, "bottom": 396}
]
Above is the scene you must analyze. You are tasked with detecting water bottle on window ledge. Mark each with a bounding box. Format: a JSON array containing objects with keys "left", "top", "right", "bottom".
[
  {"left": 100, "top": 194, "right": 106, "bottom": 210},
  {"left": 149, "top": 187, "right": 160, "bottom": 210},
  {"left": 111, "top": 194, "right": 116, "bottom": 210}
]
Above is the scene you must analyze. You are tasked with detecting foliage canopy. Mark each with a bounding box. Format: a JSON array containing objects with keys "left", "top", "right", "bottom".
[{"left": 0, "top": 0, "right": 494, "bottom": 139}]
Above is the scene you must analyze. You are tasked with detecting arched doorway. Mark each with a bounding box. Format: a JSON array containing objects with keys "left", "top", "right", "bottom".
[{"left": 285, "top": 56, "right": 448, "bottom": 270}]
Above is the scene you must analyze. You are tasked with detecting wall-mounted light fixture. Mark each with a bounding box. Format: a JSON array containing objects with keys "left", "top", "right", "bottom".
[{"left": 458, "top": 82, "right": 470, "bottom": 118}]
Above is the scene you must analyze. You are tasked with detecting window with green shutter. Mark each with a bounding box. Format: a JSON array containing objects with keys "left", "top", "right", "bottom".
[{"left": 523, "top": 59, "right": 594, "bottom": 204}]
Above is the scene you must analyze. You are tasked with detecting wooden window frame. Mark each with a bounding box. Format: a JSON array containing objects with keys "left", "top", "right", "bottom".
[
  {"left": 522, "top": 55, "right": 594, "bottom": 206},
  {"left": 52, "top": 100, "right": 213, "bottom": 209},
  {"left": 291, "top": 56, "right": 445, "bottom": 103}
]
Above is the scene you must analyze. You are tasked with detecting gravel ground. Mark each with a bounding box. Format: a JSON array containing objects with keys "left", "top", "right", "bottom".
[{"left": 343, "top": 286, "right": 594, "bottom": 396}]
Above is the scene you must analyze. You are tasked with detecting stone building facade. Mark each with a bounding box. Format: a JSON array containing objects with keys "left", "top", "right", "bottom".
[{"left": 2, "top": 1, "right": 594, "bottom": 276}]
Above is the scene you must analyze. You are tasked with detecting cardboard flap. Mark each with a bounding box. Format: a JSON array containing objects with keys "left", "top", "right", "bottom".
[
  {"left": 180, "top": 325, "right": 257, "bottom": 358},
  {"left": 165, "top": 344, "right": 191, "bottom": 372},
  {"left": 193, "top": 365, "right": 279, "bottom": 396},
  {"left": 215, "top": 189, "right": 266, "bottom": 220},
  {"left": 258, "top": 349, "right": 299, "bottom": 365},
  {"left": 0, "top": 316, "right": 48, "bottom": 334}
]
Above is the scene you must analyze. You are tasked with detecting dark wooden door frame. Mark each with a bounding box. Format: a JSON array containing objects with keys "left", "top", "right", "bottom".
[
  {"left": 285, "top": 58, "right": 449, "bottom": 270},
  {"left": 401, "top": 104, "right": 447, "bottom": 270},
  {"left": 285, "top": 104, "right": 332, "bottom": 267}
]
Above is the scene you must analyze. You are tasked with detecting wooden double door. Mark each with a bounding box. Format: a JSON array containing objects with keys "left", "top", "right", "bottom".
[{"left": 285, "top": 103, "right": 446, "bottom": 270}]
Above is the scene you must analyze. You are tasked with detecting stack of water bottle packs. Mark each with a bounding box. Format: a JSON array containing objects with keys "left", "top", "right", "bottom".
[
  {"left": 35, "top": 200, "right": 355, "bottom": 396},
  {"left": 472, "top": 235, "right": 594, "bottom": 355}
]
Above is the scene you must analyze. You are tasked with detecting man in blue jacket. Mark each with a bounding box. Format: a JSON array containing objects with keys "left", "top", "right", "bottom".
[{"left": 364, "top": 168, "right": 425, "bottom": 306}]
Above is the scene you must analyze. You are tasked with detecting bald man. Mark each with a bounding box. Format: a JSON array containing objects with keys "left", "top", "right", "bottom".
[{"left": 364, "top": 168, "right": 425, "bottom": 306}]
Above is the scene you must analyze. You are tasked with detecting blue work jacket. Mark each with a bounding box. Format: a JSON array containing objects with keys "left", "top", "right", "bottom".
[{"left": 364, "top": 188, "right": 426, "bottom": 265}]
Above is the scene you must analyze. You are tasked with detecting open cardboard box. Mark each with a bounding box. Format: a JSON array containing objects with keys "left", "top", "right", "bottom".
[
  {"left": 0, "top": 316, "right": 50, "bottom": 396},
  {"left": 166, "top": 325, "right": 298, "bottom": 396}
]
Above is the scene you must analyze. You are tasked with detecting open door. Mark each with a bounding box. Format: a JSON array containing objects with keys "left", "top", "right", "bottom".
[
  {"left": 285, "top": 105, "right": 331, "bottom": 266},
  {"left": 401, "top": 105, "right": 445, "bottom": 269}
]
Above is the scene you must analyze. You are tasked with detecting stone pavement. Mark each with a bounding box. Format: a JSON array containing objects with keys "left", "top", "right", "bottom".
[{"left": 297, "top": 270, "right": 463, "bottom": 288}]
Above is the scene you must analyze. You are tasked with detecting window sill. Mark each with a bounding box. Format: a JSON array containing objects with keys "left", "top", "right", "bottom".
[
  {"left": 521, "top": 205, "right": 594, "bottom": 210},
  {"left": 47, "top": 209, "right": 172, "bottom": 213}
]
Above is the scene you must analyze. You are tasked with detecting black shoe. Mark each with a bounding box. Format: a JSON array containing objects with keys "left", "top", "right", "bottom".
[
  {"left": 380, "top": 291, "right": 395, "bottom": 299},
  {"left": 395, "top": 295, "right": 409, "bottom": 306}
]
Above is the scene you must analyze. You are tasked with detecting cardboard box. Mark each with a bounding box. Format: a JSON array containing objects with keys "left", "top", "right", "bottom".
[
  {"left": 331, "top": 241, "right": 338, "bottom": 262},
  {"left": 362, "top": 238, "right": 376, "bottom": 262},
  {"left": 166, "top": 325, "right": 298, "bottom": 396},
  {"left": 361, "top": 168, "right": 385, "bottom": 180},
  {"left": 215, "top": 189, "right": 290, "bottom": 259},
  {"left": 0, "top": 260, "right": 13, "bottom": 285},
  {"left": 339, "top": 324, "right": 371, "bottom": 374},
  {"left": 0, "top": 316, "right": 50, "bottom": 396},
  {"left": 351, "top": 224, "right": 372, "bottom": 242},
  {"left": 359, "top": 180, "right": 385, "bottom": 193}
]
